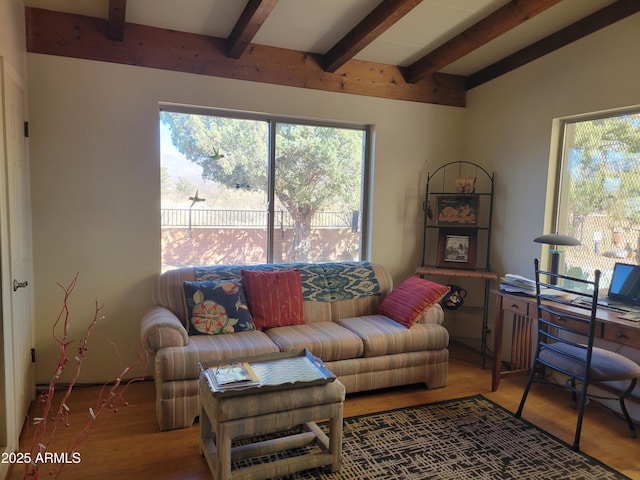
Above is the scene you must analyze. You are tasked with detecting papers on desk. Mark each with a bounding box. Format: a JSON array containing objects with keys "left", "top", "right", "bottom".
[
  {"left": 618, "top": 311, "right": 640, "bottom": 322},
  {"left": 499, "top": 274, "right": 573, "bottom": 299},
  {"left": 499, "top": 274, "right": 535, "bottom": 296}
]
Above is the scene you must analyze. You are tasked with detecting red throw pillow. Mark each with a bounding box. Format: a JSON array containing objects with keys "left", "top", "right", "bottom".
[
  {"left": 240, "top": 269, "right": 305, "bottom": 329},
  {"left": 378, "top": 276, "right": 450, "bottom": 328}
]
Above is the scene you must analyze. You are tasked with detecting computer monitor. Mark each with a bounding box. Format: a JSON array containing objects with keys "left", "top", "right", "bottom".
[{"left": 608, "top": 262, "right": 640, "bottom": 306}]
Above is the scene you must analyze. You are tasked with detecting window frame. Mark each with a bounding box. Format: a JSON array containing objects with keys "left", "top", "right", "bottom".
[
  {"left": 159, "top": 103, "right": 373, "bottom": 264},
  {"left": 550, "top": 107, "right": 640, "bottom": 282}
]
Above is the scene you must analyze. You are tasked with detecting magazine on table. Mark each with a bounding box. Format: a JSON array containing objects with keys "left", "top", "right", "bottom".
[{"left": 202, "top": 361, "right": 261, "bottom": 391}]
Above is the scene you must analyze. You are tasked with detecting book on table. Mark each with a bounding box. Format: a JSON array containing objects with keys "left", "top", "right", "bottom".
[{"left": 203, "top": 362, "right": 260, "bottom": 391}]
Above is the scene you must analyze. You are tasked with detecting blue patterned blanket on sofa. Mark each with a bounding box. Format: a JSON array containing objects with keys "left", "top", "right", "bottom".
[{"left": 194, "top": 261, "right": 381, "bottom": 302}]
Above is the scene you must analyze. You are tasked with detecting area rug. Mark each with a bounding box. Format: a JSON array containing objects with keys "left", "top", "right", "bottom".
[{"left": 233, "top": 395, "right": 628, "bottom": 480}]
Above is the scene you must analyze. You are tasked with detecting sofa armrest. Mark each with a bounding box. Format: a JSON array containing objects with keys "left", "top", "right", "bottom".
[
  {"left": 141, "top": 306, "right": 189, "bottom": 355},
  {"left": 416, "top": 303, "right": 445, "bottom": 325}
]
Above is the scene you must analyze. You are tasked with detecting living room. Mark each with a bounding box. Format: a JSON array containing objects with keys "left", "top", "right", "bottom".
[{"left": 1, "top": 1, "right": 639, "bottom": 478}]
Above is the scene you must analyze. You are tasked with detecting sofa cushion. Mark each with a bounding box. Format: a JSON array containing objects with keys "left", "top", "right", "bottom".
[
  {"left": 337, "top": 315, "right": 450, "bottom": 357},
  {"left": 377, "top": 276, "right": 450, "bottom": 328},
  {"left": 303, "top": 300, "right": 333, "bottom": 323},
  {"left": 265, "top": 322, "right": 364, "bottom": 361},
  {"left": 156, "top": 331, "right": 280, "bottom": 381},
  {"left": 183, "top": 281, "right": 254, "bottom": 335},
  {"left": 241, "top": 269, "right": 305, "bottom": 329},
  {"left": 331, "top": 295, "right": 383, "bottom": 321}
]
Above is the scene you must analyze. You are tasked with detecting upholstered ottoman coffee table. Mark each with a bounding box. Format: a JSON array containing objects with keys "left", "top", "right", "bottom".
[{"left": 199, "top": 350, "right": 345, "bottom": 480}]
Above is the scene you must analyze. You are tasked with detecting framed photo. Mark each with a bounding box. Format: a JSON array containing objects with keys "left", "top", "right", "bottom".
[
  {"left": 435, "top": 195, "right": 478, "bottom": 226},
  {"left": 437, "top": 229, "right": 477, "bottom": 270}
]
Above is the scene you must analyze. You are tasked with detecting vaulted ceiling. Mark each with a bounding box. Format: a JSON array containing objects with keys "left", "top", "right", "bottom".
[{"left": 24, "top": 0, "right": 640, "bottom": 107}]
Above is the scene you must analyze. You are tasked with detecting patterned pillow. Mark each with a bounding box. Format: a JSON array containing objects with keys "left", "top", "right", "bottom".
[
  {"left": 377, "top": 276, "right": 450, "bottom": 328},
  {"left": 241, "top": 269, "right": 304, "bottom": 330},
  {"left": 183, "top": 280, "right": 255, "bottom": 335}
]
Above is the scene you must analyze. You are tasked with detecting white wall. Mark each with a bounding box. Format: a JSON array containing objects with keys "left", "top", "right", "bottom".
[
  {"left": 27, "top": 55, "right": 464, "bottom": 383},
  {"left": 465, "top": 13, "right": 640, "bottom": 283}
]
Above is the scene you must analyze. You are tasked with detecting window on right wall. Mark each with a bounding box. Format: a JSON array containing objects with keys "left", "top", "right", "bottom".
[{"left": 555, "top": 110, "right": 640, "bottom": 287}]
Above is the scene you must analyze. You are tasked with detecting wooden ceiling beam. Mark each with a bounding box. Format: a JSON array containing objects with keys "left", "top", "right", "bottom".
[
  {"left": 108, "top": 0, "right": 126, "bottom": 41},
  {"left": 227, "top": 0, "right": 278, "bottom": 59},
  {"left": 405, "top": 0, "right": 561, "bottom": 84},
  {"left": 468, "top": 0, "right": 640, "bottom": 89},
  {"left": 25, "top": 7, "right": 467, "bottom": 107},
  {"left": 323, "top": 0, "right": 422, "bottom": 73}
]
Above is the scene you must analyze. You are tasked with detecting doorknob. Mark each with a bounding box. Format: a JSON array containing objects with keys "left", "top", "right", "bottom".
[{"left": 13, "top": 279, "right": 28, "bottom": 291}]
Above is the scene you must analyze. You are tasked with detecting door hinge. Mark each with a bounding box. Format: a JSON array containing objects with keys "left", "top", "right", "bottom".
[
  {"left": 24, "top": 121, "right": 29, "bottom": 138},
  {"left": 31, "top": 348, "right": 36, "bottom": 363}
]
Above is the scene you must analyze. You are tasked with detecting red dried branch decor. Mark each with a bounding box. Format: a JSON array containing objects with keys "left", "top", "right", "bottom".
[{"left": 21, "top": 273, "right": 152, "bottom": 479}]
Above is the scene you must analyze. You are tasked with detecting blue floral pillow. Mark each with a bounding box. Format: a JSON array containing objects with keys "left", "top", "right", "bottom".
[{"left": 183, "top": 280, "right": 255, "bottom": 335}]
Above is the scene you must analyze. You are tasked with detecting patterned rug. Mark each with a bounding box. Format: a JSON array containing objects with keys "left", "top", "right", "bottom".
[{"left": 233, "top": 395, "right": 627, "bottom": 480}]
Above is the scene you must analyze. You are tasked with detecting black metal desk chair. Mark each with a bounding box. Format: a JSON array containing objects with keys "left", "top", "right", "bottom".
[{"left": 516, "top": 259, "right": 640, "bottom": 451}]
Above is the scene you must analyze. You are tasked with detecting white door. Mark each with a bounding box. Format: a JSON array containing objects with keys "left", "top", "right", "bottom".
[{"left": 0, "top": 57, "right": 34, "bottom": 457}]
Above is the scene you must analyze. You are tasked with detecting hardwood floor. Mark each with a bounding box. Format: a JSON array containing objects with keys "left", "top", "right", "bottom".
[{"left": 7, "top": 342, "right": 640, "bottom": 479}]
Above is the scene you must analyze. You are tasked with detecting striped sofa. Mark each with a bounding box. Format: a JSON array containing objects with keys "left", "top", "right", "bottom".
[{"left": 141, "top": 261, "right": 449, "bottom": 431}]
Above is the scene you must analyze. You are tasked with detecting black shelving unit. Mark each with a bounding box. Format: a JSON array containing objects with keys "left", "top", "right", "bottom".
[{"left": 417, "top": 161, "right": 496, "bottom": 367}]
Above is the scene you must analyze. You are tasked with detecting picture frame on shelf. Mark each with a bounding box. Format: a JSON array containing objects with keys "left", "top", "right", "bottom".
[
  {"left": 437, "top": 228, "right": 477, "bottom": 270},
  {"left": 435, "top": 195, "right": 479, "bottom": 226}
]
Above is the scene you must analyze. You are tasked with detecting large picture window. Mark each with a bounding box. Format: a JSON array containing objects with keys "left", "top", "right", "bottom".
[
  {"left": 555, "top": 110, "right": 640, "bottom": 286},
  {"left": 159, "top": 106, "right": 370, "bottom": 271}
]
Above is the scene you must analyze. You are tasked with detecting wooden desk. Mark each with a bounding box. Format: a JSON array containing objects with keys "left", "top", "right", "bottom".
[{"left": 491, "top": 290, "right": 640, "bottom": 392}]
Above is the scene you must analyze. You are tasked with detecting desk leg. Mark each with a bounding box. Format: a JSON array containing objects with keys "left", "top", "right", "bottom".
[
  {"left": 491, "top": 293, "right": 504, "bottom": 392},
  {"left": 481, "top": 278, "right": 491, "bottom": 369}
]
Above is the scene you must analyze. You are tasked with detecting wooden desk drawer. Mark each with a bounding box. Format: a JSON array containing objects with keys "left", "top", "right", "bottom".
[
  {"left": 603, "top": 323, "right": 640, "bottom": 348},
  {"left": 544, "top": 311, "right": 595, "bottom": 335},
  {"left": 503, "top": 297, "right": 530, "bottom": 316}
]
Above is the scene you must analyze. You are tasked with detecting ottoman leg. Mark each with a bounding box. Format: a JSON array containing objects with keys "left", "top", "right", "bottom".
[
  {"left": 199, "top": 405, "right": 213, "bottom": 457},
  {"left": 329, "top": 402, "right": 344, "bottom": 472},
  {"left": 216, "top": 422, "right": 232, "bottom": 480}
]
